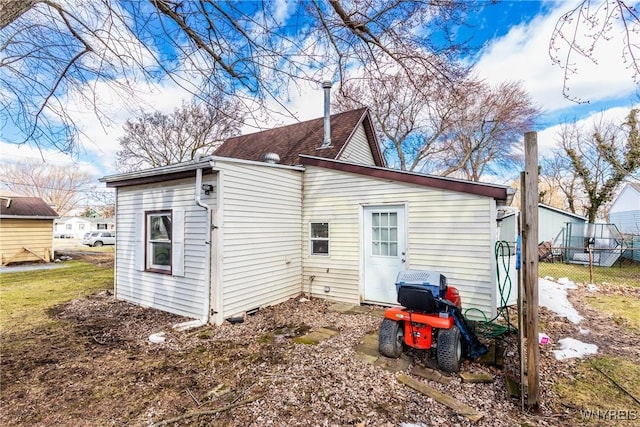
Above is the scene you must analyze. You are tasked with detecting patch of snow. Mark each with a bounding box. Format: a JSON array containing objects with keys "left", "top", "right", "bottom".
[
  {"left": 172, "top": 319, "right": 205, "bottom": 331},
  {"left": 586, "top": 284, "right": 599, "bottom": 292},
  {"left": 148, "top": 332, "right": 166, "bottom": 343},
  {"left": 552, "top": 338, "right": 598, "bottom": 360},
  {"left": 539, "top": 278, "right": 583, "bottom": 324},
  {"left": 579, "top": 328, "right": 591, "bottom": 335},
  {"left": 557, "top": 277, "right": 577, "bottom": 289}
]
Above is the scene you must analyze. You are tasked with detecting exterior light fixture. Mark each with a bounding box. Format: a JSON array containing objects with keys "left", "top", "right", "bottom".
[{"left": 202, "top": 184, "right": 213, "bottom": 195}]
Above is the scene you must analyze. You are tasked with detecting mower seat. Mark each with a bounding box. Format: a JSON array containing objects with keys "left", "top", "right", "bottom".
[{"left": 397, "top": 285, "right": 438, "bottom": 313}]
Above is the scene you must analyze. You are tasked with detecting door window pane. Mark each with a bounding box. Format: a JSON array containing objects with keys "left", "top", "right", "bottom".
[{"left": 371, "top": 211, "right": 399, "bottom": 257}]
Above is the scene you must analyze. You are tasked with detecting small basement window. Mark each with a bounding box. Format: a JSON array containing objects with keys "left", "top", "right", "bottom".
[
  {"left": 146, "top": 211, "right": 172, "bottom": 273},
  {"left": 310, "top": 222, "right": 329, "bottom": 256}
]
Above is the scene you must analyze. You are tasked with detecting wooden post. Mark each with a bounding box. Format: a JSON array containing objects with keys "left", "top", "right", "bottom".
[
  {"left": 523, "top": 131, "right": 540, "bottom": 409},
  {"left": 517, "top": 177, "right": 526, "bottom": 410},
  {"left": 588, "top": 246, "right": 594, "bottom": 283}
]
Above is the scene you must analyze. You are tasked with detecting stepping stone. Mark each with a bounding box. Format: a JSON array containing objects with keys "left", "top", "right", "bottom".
[
  {"left": 411, "top": 365, "right": 453, "bottom": 384},
  {"left": 354, "top": 333, "right": 380, "bottom": 364},
  {"left": 293, "top": 327, "right": 338, "bottom": 345},
  {"left": 374, "top": 355, "right": 411, "bottom": 373},
  {"left": 328, "top": 303, "right": 385, "bottom": 317}
]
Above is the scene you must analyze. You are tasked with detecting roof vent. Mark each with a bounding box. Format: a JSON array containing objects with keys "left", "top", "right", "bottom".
[
  {"left": 262, "top": 152, "right": 280, "bottom": 164},
  {"left": 320, "top": 80, "right": 333, "bottom": 149}
]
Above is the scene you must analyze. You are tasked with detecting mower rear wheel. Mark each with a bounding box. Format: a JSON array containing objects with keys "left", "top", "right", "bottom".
[
  {"left": 436, "top": 325, "right": 462, "bottom": 373},
  {"left": 378, "top": 319, "right": 404, "bottom": 358}
]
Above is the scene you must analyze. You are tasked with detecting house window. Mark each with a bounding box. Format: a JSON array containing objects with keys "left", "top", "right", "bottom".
[
  {"left": 97, "top": 223, "right": 107, "bottom": 230},
  {"left": 371, "top": 212, "right": 398, "bottom": 256},
  {"left": 310, "top": 222, "right": 329, "bottom": 256},
  {"left": 146, "top": 211, "right": 172, "bottom": 272},
  {"left": 79, "top": 223, "right": 85, "bottom": 230},
  {"left": 66, "top": 224, "right": 72, "bottom": 230}
]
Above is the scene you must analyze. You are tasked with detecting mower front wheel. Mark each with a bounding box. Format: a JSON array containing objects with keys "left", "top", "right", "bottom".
[
  {"left": 378, "top": 319, "right": 404, "bottom": 358},
  {"left": 436, "top": 325, "right": 462, "bottom": 373}
]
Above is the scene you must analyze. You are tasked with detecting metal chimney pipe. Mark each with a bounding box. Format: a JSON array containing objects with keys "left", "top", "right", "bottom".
[{"left": 321, "top": 80, "right": 332, "bottom": 148}]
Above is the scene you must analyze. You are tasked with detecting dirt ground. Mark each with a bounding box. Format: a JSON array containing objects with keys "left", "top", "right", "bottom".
[{"left": 1, "top": 253, "right": 639, "bottom": 426}]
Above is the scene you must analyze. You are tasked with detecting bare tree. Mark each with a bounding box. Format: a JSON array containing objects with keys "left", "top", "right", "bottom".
[
  {"left": 0, "top": 160, "right": 94, "bottom": 215},
  {"left": 336, "top": 73, "right": 539, "bottom": 180},
  {"left": 116, "top": 98, "right": 244, "bottom": 172},
  {"left": 551, "top": 0, "right": 640, "bottom": 103},
  {"left": 0, "top": 0, "right": 477, "bottom": 154},
  {"left": 85, "top": 186, "right": 115, "bottom": 218},
  {"left": 553, "top": 109, "right": 640, "bottom": 222},
  {"left": 539, "top": 148, "right": 587, "bottom": 214},
  {"left": 334, "top": 69, "right": 462, "bottom": 172},
  {"left": 435, "top": 80, "right": 539, "bottom": 181}
]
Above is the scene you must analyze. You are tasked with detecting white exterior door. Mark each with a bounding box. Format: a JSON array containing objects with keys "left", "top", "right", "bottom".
[{"left": 363, "top": 205, "right": 407, "bottom": 305}]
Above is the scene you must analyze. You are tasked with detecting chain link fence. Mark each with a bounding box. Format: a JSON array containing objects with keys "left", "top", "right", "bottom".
[{"left": 538, "top": 239, "right": 640, "bottom": 286}]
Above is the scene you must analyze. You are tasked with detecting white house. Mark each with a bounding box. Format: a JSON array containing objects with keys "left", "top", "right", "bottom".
[
  {"left": 101, "top": 107, "right": 514, "bottom": 325},
  {"left": 54, "top": 217, "right": 116, "bottom": 238},
  {"left": 609, "top": 183, "right": 640, "bottom": 235}
]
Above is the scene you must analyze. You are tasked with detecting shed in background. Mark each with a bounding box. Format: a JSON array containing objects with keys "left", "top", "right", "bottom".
[
  {"left": 538, "top": 204, "right": 586, "bottom": 245},
  {"left": 0, "top": 194, "right": 59, "bottom": 266}
]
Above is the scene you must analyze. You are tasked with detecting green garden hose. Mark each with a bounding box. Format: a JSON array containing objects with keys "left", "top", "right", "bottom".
[{"left": 463, "top": 240, "right": 517, "bottom": 339}]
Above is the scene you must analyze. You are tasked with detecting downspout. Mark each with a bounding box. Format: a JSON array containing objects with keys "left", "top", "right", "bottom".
[{"left": 195, "top": 154, "right": 212, "bottom": 324}]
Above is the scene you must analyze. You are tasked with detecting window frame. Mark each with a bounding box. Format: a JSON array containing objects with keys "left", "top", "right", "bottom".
[
  {"left": 309, "top": 222, "right": 330, "bottom": 256},
  {"left": 145, "top": 210, "right": 173, "bottom": 274}
]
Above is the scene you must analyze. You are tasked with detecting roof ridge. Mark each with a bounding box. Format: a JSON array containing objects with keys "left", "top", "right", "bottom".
[{"left": 225, "top": 107, "right": 367, "bottom": 140}]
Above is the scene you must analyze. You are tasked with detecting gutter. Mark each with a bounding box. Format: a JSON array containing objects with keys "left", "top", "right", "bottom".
[{"left": 194, "top": 154, "right": 213, "bottom": 324}]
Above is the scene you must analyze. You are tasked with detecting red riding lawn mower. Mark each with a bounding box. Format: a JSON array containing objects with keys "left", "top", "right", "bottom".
[{"left": 378, "top": 270, "right": 487, "bottom": 373}]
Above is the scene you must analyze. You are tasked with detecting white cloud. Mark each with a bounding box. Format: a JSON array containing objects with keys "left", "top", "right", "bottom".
[
  {"left": 473, "top": 2, "right": 638, "bottom": 113},
  {"left": 536, "top": 103, "right": 639, "bottom": 154},
  {"left": 0, "top": 140, "right": 99, "bottom": 179}
]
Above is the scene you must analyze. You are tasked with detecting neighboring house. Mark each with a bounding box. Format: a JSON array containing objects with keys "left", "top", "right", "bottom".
[
  {"left": 54, "top": 217, "right": 116, "bottom": 238},
  {"left": 609, "top": 183, "right": 640, "bottom": 236},
  {"left": 0, "top": 194, "right": 59, "bottom": 266},
  {"left": 101, "top": 107, "right": 514, "bottom": 325},
  {"left": 538, "top": 204, "right": 587, "bottom": 245},
  {"left": 609, "top": 183, "right": 640, "bottom": 262}
]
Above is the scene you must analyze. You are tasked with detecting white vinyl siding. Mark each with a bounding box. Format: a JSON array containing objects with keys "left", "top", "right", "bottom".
[
  {"left": 115, "top": 177, "right": 214, "bottom": 319},
  {"left": 337, "top": 124, "right": 375, "bottom": 165},
  {"left": 302, "top": 166, "right": 497, "bottom": 320},
  {"left": 610, "top": 210, "right": 640, "bottom": 235},
  {"left": 213, "top": 160, "right": 303, "bottom": 320},
  {"left": 610, "top": 185, "right": 640, "bottom": 235}
]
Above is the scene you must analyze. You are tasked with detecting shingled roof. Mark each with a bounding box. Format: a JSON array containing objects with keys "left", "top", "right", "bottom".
[
  {"left": 0, "top": 196, "right": 59, "bottom": 219},
  {"left": 214, "top": 108, "right": 385, "bottom": 166}
]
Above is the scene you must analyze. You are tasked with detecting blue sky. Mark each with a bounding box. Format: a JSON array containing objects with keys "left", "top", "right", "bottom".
[{"left": 1, "top": 0, "right": 638, "bottom": 185}]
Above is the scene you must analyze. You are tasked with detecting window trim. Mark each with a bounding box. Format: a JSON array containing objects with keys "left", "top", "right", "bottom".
[
  {"left": 309, "top": 222, "right": 330, "bottom": 256},
  {"left": 145, "top": 210, "right": 173, "bottom": 274}
]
